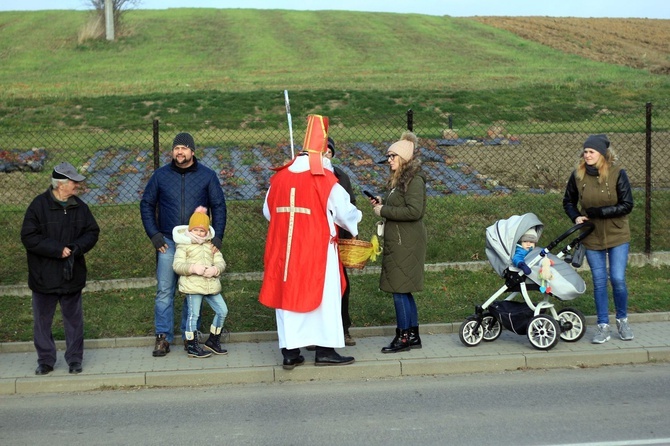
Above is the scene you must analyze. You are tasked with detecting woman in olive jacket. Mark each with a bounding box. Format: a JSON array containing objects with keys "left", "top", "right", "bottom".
[
  {"left": 563, "top": 134, "right": 634, "bottom": 344},
  {"left": 369, "top": 132, "right": 427, "bottom": 353}
]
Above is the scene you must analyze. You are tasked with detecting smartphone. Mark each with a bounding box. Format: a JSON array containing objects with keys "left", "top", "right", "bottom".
[{"left": 363, "top": 190, "right": 379, "bottom": 204}]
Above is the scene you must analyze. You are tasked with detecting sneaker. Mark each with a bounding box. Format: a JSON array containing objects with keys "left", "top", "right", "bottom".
[
  {"left": 616, "top": 318, "right": 634, "bottom": 341},
  {"left": 344, "top": 332, "right": 356, "bottom": 346},
  {"left": 592, "top": 323, "right": 611, "bottom": 344}
]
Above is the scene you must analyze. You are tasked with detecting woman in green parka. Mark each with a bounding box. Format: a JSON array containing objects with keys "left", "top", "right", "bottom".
[{"left": 368, "top": 131, "right": 427, "bottom": 353}]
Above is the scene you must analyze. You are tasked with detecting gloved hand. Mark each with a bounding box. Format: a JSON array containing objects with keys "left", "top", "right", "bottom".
[
  {"left": 585, "top": 207, "right": 604, "bottom": 218},
  {"left": 373, "top": 205, "right": 383, "bottom": 217},
  {"left": 202, "top": 266, "right": 219, "bottom": 278},
  {"left": 518, "top": 262, "right": 531, "bottom": 275},
  {"left": 211, "top": 237, "right": 222, "bottom": 251},
  {"left": 67, "top": 244, "right": 81, "bottom": 257},
  {"left": 151, "top": 233, "right": 166, "bottom": 250},
  {"left": 189, "top": 264, "right": 207, "bottom": 276},
  {"left": 63, "top": 256, "right": 75, "bottom": 281}
]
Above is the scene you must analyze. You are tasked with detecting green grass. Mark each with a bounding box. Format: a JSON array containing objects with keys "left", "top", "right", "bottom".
[
  {"left": 1, "top": 265, "right": 668, "bottom": 342},
  {"left": 1, "top": 10, "right": 669, "bottom": 132},
  {"left": 3, "top": 191, "right": 667, "bottom": 285},
  {"left": 1, "top": 9, "right": 669, "bottom": 343}
]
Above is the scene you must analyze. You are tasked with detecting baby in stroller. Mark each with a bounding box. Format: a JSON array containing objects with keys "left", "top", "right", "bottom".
[
  {"left": 459, "top": 212, "right": 593, "bottom": 351},
  {"left": 512, "top": 228, "right": 538, "bottom": 275}
]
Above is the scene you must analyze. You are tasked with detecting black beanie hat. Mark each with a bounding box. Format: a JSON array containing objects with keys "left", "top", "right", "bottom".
[
  {"left": 583, "top": 134, "right": 610, "bottom": 156},
  {"left": 327, "top": 137, "right": 335, "bottom": 156},
  {"left": 173, "top": 132, "right": 195, "bottom": 151}
]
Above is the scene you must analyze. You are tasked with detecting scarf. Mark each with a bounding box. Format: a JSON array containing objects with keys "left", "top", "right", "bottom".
[
  {"left": 186, "top": 231, "right": 208, "bottom": 245},
  {"left": 585, "top": 165, "right": 599, "bottom": 176}
]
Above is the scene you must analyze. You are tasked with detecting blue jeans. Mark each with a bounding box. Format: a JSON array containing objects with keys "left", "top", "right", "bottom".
[
  {"left": 585, "top": 242, "right": 629, "bottom": 325},
  {"left": 154, "top": 238, "right": 193, "bottom": 342},
  {"left": 392, "top": 293, "right": 419, "bottom": 330},
  {"left": 185, "top": 293, "right": 228, "bottom": 333}
]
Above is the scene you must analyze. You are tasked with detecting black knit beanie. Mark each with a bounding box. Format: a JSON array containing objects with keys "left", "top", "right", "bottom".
[
  {"left": 583, "top": 134, "right": 610, "bottom": 156},
  {"left": 173, "top": 132, "right": 196, "bottom": 151}
]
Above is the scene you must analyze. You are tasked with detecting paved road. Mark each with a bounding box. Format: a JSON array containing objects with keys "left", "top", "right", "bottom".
[{"left": 1, "top": 364, "right": 670, "bottom": 446}]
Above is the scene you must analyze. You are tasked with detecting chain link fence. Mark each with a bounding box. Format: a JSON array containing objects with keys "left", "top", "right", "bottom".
[{"left": 1, "top": 103, "right": 668, "bottom": 286}]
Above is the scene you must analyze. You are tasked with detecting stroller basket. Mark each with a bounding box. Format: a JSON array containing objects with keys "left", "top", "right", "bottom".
[{"left": 489, "top": 301, "right": 534, "bottom": 335}]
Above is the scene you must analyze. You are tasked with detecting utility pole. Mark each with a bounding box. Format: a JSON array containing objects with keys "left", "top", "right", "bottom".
[{"left": 105, "top": 0, "right": 115, "bottom": 41}]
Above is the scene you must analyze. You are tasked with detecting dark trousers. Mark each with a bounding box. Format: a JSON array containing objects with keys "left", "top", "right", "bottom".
[
  {"left": 32, "top": 290, "right": 84, "bottom": 367},
  {"left": 341, "top": 267, "right": 351, "bottom": 332}
]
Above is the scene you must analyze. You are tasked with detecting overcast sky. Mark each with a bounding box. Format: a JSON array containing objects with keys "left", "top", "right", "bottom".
[{"left": 0, "top": 0, "right": 668, "bottom": 18}]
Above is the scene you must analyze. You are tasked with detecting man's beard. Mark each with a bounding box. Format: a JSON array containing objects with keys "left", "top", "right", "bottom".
[{"left": 174, "top": 154, "right": 192, "bottom": 167}]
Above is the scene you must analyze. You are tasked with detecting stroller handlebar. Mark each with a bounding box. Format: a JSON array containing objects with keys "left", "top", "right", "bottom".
[{"left": 544, "top": 221, "right": 595, "bottom": 252}]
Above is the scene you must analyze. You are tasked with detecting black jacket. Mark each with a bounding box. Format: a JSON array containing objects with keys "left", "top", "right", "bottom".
[
  {"left": 333, "top": 165, "right": 356, "bottom": 240},
  {"left": 21, "top": 188, "right": 100, "bottom": 294}
]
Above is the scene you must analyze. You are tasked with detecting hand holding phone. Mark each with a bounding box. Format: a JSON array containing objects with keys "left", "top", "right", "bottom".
[{"left": 364, "top": 190, "right": 379, "bottom": 204}]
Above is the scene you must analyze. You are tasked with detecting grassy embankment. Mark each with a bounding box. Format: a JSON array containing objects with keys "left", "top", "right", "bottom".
[{"left": 0, "top": 9, "right": 668, "bottom": 340}]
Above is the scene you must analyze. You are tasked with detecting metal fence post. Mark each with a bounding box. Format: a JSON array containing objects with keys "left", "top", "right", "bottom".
[
  {"left": 645, "top": 102, "right": 652, "bottom": 256},
  {"left": 406, "top": 109, "right": 413, "bottom": 132},
  {"left": 152, "top": 119, "right": 160, "bottom": 170}
]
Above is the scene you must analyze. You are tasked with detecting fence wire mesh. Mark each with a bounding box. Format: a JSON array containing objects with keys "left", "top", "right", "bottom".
[{"left": 1, "top": 104, "right": 668, "bottom": 285}]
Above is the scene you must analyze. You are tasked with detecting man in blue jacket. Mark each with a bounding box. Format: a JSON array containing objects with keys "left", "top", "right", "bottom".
[{"left": 140, "top": 132, "right": 226, "bottom": 357}]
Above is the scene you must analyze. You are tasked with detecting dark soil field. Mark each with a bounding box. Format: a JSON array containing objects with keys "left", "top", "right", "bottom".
[{"left": 472, "top": 17, "right": 670, "bottom": 74}]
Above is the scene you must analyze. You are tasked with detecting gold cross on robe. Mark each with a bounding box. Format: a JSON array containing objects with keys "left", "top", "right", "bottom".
[{"left": 276, "top": 187, "right": 311, "bottom": 281}]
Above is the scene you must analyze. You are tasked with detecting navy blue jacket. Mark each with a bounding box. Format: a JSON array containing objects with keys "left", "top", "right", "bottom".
[
  {"left": 21, "top": 188, "right": 100, "bottom": 295},
  {"left": 140, "top": 158, "right": 226, "bottom": 245}
]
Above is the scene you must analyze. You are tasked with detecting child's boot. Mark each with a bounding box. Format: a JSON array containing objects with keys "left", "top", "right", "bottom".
[
  {"left": 185, "top": 331, "right": 212, "bottom": 358},
  {"left": 204, "top": 325, "right": 228, "bottom": 355}
]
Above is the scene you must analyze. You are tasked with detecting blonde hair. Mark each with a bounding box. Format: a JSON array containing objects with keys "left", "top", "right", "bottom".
[{"left": 575, "top": 146, "right": 617, "bottom": 184}]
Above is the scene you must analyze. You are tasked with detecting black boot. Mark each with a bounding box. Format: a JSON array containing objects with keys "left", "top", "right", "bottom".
[
  {"left": 186, "top": 333, "right": 212, "bottom": 358},
  {"left": 409, "top": 326, "right": 422, "bottom": 349},
  {"left": 314, "top": 347, "right": 355, "bottom": 366},
  {"left": 381, "top": 328, "right": 410, "bottom": 353},
  {"left": 204, "top": 329, "right": 228, "bottom": 355}
]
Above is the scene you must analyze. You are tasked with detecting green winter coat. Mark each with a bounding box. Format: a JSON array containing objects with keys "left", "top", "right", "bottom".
[
  {"left": 563, "top": 165, "right": 633, "bottom": 250},
  {"left": 379, "top": 169, "right": 427, "bottom": 293}
]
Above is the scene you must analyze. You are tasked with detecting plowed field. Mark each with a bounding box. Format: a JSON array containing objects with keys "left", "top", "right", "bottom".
[{"left": 472, "top": 17, "right": 670, "bottom": 74}]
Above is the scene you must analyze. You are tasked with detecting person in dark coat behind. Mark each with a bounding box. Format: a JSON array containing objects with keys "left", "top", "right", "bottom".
[
  {"left": 21, "top": 162, "right": 100, "bottom": 375},
  {"left": 325, "top": 136, "right": 358, "bottom": 346},
  {"left": 366, "top": 131, "right": 427, "bottom": 353}
]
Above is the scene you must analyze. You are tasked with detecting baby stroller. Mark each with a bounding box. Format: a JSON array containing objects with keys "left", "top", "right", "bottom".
[{"left": 459, "top": 213, "right": 594, "bottom": 350}]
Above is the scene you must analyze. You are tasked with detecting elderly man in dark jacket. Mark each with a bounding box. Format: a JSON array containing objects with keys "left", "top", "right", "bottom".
[{"left": 21, "top": 162, "right": 100, "bottom": 375}]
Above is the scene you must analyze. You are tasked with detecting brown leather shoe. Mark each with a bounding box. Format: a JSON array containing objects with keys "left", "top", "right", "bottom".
[
  {"left": 344, "top": 332, "right": 356, "bottom": 346},
  {"left": 152, "top": 334, "right": 170, "bottom": 357}
]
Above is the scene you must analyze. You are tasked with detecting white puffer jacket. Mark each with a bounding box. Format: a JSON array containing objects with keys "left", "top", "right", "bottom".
[{"left": 172, "top": 225, "right": 226, "bottom": 295}]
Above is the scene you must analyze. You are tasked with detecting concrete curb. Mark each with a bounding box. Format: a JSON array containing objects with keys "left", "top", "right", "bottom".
[
  {"left": 3, "top": 347, "right": 669, "bottom": 395},
  {"left": 2, "top": 312, "right": 669, "bottom": 354}
]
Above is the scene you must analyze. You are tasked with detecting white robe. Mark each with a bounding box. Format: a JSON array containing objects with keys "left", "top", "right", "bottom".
[{"left": 263, "top": 155, "right": 362, "bottom": 349}]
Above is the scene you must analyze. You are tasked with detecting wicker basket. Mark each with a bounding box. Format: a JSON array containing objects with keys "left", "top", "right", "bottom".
[{"left": 339, "top": 238, "right": 375, "bottom": 269}]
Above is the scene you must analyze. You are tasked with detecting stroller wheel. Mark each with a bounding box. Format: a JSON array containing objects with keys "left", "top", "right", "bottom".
[
  {"left": 481, "top": 313, "right": 502, "bottom": 342},
  {"left": 527, "top": 315, "right": 560, "bottom": 350},
  {"left": 557, "top": 308, "right": 586, "bottom": 342},
  {"left": 459, "top": 317, "right": 484, "bottom": 347}
]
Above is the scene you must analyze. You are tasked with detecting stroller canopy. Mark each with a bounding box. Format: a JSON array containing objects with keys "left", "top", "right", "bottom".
[{"left": 486, "top": 213, "right": 544, "bottom": 276}]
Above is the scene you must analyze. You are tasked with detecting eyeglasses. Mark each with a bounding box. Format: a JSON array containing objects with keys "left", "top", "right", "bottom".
[{"left": 387, "top": 153, "right": 397, "bottom": 161}]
